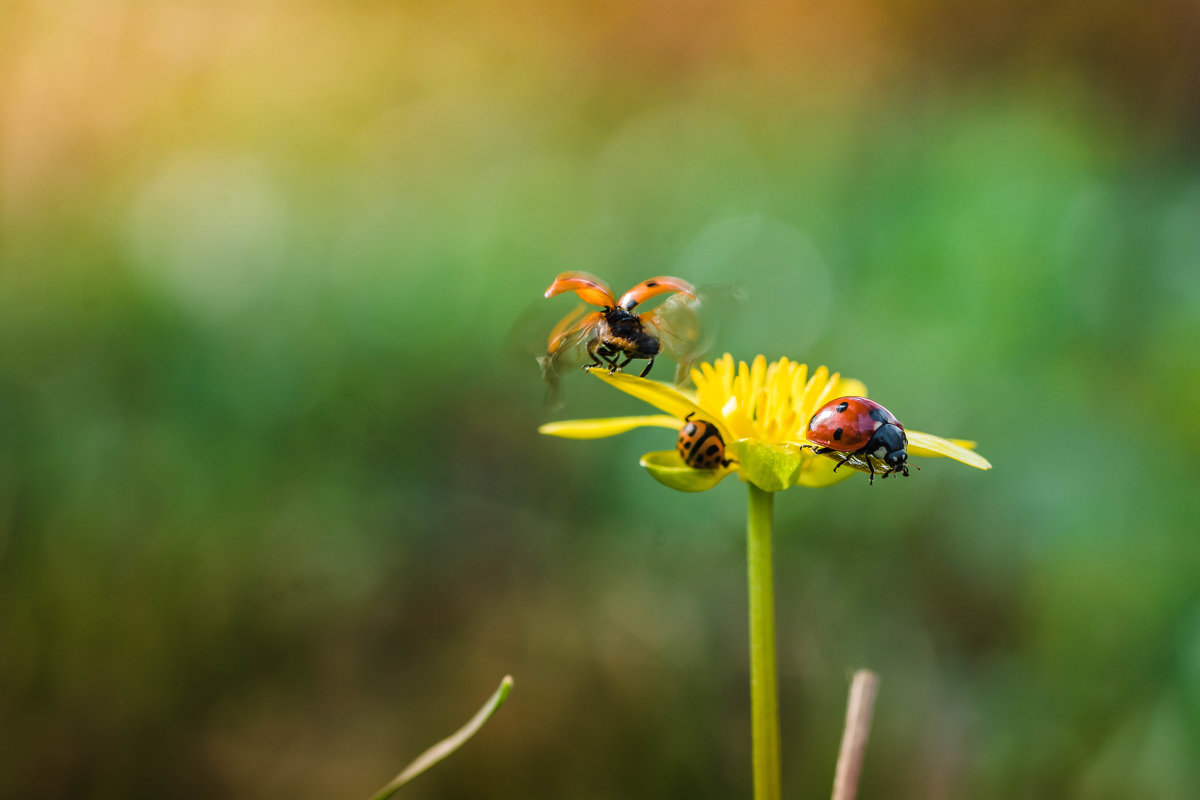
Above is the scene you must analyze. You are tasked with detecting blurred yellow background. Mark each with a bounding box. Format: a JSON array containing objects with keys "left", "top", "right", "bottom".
[{"left": 2, "top": 2, "right": 1199, "bottom": 798}]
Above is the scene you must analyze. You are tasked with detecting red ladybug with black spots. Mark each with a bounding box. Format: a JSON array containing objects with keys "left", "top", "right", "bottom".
[{"left": 804, "top": 397, "right": 910, "bottom": 484}]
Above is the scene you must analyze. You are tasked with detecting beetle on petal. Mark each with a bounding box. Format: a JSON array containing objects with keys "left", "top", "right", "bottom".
[
  {"left": 804, "top": 396, "right": 913, "bottom": 484},
  {"left": 677, "top": 412, "right": 733, "bottom": 469}
]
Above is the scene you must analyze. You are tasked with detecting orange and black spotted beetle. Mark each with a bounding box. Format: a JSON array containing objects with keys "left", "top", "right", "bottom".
[
  {"left": 542, "top": 271, "right": 699, "bottom": 380},
  {"left": 677, "top": 412, "right": 732, "bottom": 469}
]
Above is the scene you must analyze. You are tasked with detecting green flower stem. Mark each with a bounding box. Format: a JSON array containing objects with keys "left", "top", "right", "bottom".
[{"left": 747, "top": 483, "right": 781, "bottom": 800}]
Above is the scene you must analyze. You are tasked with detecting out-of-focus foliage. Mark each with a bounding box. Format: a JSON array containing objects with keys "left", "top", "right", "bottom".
[{"left": 1, "top": 2, "right": 1198, "bottom": 799}]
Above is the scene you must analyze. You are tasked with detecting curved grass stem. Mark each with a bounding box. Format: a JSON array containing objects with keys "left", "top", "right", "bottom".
[
  {"left": 746, "top": 483, "right": 781, "bottom": 800},
  {"left": 831, "top": 669, "right": 879, "bottom": 800},
  {"left": 368, "top": 675, "right": 513, "bottom": 800}
]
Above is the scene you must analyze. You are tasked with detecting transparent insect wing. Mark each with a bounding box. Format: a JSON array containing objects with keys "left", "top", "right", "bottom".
[
  {"left": 508, "top": 296, "right": 582, "bottom": 364},
  {"left": 816, "top": 450, "right": 907, "bottom": 481},
  {"left": 543, "top": 309, "right": 602, "bottom": 369},
  {"left": 836, "top": 452, "right": 876, "bottom": 474},
  {"left": 641, "top": 292, "right": 706, "bottom": 383},
  {"left": 536, "top": 309, "right": 604, "bottom": 408},
  {"left": 545, "top": 304, "right": 596, "bottom": 353}
]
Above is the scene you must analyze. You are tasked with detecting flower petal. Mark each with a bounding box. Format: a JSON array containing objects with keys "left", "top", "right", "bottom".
[
  {"left": 588, "top": 370, "right": 734, "bottom": 441},
  {"left": 795, "top": 451, "right": 858, "bottom": 488},
  {"left": 640, "top": 450, "right": 733, "bottom": 492},
  {"left": 837, "top": 378, "right": 868, "bottom": 398},
  {"left": 538, "top": 415, "right": 681, "bottom": 439},
  {"left": 906, "top": 430, "right": 992, "bottom": 470}
]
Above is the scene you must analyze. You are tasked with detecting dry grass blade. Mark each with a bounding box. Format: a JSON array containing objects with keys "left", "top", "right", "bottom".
[
  {"left": 369, "top": 676, "right": 513, "bottom": 800},
  {"left": 832, "top": 670, "right": 879, "bottom": 800}
]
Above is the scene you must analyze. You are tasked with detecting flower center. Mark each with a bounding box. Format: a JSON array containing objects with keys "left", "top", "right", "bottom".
[{"left": 692, "top": 354, "right": 863, "bottom": 445}]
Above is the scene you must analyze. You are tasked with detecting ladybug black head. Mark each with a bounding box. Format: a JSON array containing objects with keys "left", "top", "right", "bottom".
[{"left": 868, "top": 423, "right": 908, "bottom": 469}]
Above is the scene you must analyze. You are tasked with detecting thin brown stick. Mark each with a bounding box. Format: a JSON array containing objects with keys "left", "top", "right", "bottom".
[
  {"left": 831, "top": 669, "right": 880, "bottom": 800},
  {"left": 368, "top": 676, "right": 513, "bottom": 800}
]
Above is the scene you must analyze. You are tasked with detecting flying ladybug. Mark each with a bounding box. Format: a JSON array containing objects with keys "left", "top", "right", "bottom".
[
  {"left": 539, "top": 271, "right": 703, "bottom": 387},
  {"left": 803, "top": 396, "right": 916, "bottom": 485}
]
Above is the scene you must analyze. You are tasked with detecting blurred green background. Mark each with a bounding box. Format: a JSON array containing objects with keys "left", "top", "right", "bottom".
[{"left": 2, "top": 2, "right": 1199, "bottom": 798}]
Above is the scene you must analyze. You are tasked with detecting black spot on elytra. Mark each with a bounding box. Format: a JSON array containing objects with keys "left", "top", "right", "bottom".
[
  {"left": 645, "top": 280, "right": 658, "bottom": 287},
  {"left": 705, "top": 443, "right": 720, "bottom": 456},
  {"left": 833, "top": 427, "right": 843, "bottom": 441},
  {"left": 836, "top": 401, "right": 849, "bottom": 413},
  {"left": 868, "top": 407, "right": 890, "bottom": 423}
]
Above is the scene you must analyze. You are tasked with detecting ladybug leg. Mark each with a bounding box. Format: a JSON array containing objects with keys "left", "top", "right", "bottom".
[
  {"left": 865, "top": 456, "right": 876, "bottom": 485},
  {"left": 614, "top": 354, "right": 635, "bottom": 373},
  {"left": 585, "top": 338, "right": 621, "bottom": 373},
  {"left": 583, "top": 339, "right": 605, "bottom": 372},
  {"left": 638, "top": 356, "right": 655, "bottom": 378},
  {"left": 589, "top": 343, "right": 621, "bottom": 373}
]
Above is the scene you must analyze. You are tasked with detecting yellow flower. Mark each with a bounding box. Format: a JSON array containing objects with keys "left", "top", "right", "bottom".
[{"left": 539, "top": 353, "right": 991, "bottom": 492}]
